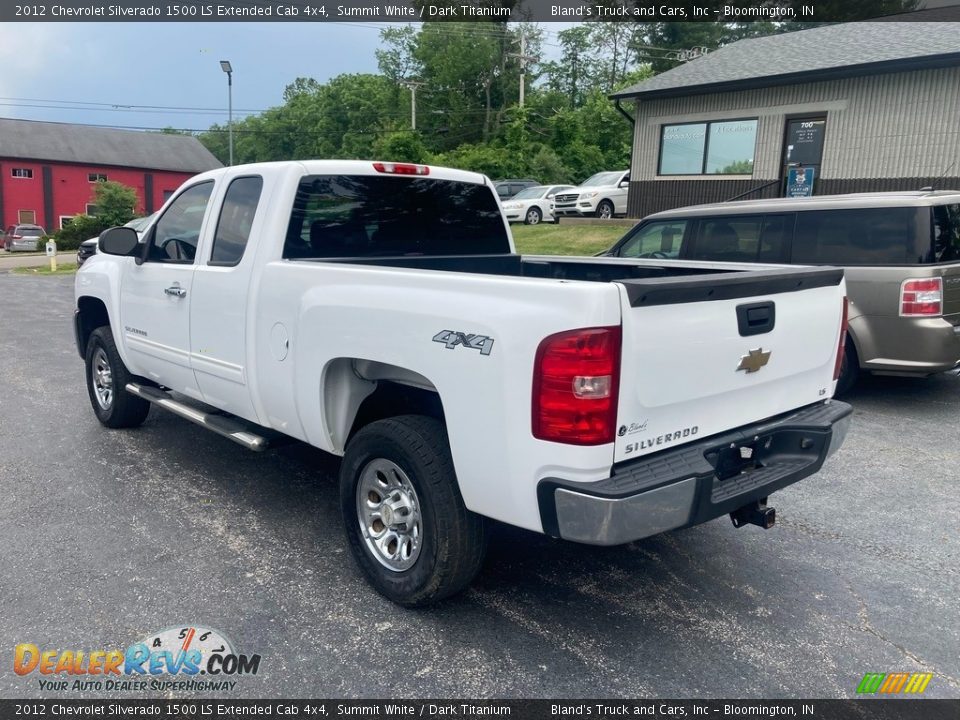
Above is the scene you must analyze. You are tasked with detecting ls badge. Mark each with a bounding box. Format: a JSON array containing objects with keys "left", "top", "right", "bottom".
[{"left": 737, "top": 348, "right": 771, "bottom": 373}]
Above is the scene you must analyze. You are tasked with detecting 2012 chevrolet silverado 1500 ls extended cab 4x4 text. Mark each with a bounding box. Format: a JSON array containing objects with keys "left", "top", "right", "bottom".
[{"left": 74, "top": 160, "right": 852, "bottom": 606}]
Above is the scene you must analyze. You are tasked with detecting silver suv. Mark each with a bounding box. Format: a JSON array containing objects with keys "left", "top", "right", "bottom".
[{"left": 605, "top": 191, "right": 960, "bottom": 392}]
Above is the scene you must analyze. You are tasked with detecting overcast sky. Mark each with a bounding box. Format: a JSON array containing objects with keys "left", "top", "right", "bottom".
[{"left": 0, "top": 22, "right": 569, "bottom": 132}]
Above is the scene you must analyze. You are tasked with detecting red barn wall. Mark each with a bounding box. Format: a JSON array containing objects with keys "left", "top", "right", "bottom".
[{"left": 0, "top": 160, "right": 196, "bottom": 232}]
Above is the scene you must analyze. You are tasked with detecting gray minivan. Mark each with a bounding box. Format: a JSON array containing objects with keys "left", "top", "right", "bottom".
[{"left": 604, "top": 191, "right": 960, "bottom": 392}]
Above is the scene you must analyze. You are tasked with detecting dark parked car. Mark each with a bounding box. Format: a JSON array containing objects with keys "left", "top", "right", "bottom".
[
  {"left": 3, "top": 224, "right": 46, "bottom": 252},
  {"left": 493, "top": 179, "right": 540, "bottom": 201}
]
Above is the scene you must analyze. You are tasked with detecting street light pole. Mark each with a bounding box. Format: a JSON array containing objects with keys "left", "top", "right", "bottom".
[{"left": 220, "top": 60, "right": 234, "bottom": 165}]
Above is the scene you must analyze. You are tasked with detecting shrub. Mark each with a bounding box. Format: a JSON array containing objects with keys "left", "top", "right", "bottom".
[{"left": 54, "top": 215, "right": 107, "bottom": 251}]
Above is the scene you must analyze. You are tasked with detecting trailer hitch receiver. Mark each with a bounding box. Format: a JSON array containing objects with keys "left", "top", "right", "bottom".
[{"left": 730, "top": 498, "right": 776, "bottom": 529}]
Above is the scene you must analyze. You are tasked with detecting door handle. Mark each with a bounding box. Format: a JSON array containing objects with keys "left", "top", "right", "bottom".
[{"left": 164, "top": 286, "right": 187, "bottom": 298}]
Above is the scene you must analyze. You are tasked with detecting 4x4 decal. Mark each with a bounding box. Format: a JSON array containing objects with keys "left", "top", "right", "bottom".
[{"left": 432, "top": 330, "right": 495, "bottom": 356}]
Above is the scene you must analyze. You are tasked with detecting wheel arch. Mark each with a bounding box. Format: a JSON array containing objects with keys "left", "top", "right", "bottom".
[
  {"left": 76, "top": 295, "right": 111, "bottom": 358},
  {"left": 321, "top": 358, "right": 446, "bottom": 454}
]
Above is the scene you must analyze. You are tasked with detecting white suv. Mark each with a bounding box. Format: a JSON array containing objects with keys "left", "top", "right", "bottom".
[{"left": 552, "top": 170, "right": 629, "bottom": 219}]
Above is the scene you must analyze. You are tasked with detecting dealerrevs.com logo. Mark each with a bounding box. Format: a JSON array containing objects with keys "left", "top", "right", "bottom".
[{"left": 14, "top": 625, "right": 261, "bottom": 693}]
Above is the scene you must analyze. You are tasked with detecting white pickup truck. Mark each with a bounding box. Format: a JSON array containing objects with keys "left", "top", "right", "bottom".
[{"left": 75, "top": 160, "right": 852, "bottom": 606}]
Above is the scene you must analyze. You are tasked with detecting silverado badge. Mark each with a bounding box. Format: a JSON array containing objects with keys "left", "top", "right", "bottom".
[{"left": 737, "top": 348, "right": 772, "bottom": 373}]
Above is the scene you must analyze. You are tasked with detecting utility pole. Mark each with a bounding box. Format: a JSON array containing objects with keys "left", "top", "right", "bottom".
[
  {"left": 509, "top": 31, "right": 537, "bottom": 107},
  {"left": 399, "top": 80, "right": 426, "bottom": 131}
]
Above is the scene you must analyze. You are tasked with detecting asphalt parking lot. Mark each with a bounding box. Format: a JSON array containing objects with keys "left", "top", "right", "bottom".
[{"left": 0, "top": 271, "right": 958, "bottom": 700}]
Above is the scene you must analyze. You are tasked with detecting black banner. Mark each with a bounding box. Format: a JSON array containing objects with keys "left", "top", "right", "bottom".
[
  {"left": 3, "top": 0, "right": 960, "bottom": 23},
  {"left": 0, "top": 700, "right": 958, "bottom": 720}
]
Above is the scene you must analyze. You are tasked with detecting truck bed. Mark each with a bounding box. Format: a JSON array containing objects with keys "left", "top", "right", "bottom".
[{"left": 303, "top": 252, "right": 786, "bottom": 281}]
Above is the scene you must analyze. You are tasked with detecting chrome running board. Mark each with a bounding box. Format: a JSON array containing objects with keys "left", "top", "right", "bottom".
[{"left": 125, "top": 382, "right": 269, "bottom": 452}]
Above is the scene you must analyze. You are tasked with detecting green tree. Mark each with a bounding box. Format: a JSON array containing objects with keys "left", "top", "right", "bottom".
[
  {"left": 91, "top": 181, "right": 139, "bottom": 227},
  {"left": 540, "top": 26, "right": 594, "bottom": 108},
  {"left": 720, "top": 159, "right": 754, "bottom": 174},
  {"left": 374, "top": 131, "right": 429, "bottom": 164}
]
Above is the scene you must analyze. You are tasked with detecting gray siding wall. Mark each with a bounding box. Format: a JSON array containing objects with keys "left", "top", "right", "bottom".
[{"left": 630, "top": 66, "right": 960, "bottom": 182}]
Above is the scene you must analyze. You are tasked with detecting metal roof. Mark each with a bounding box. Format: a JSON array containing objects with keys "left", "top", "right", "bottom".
[
  {"left": 612, "top": 22, "right": 960, "bottom": 100},
  {"left": 0, "top": 118, "right": 222, "bottom": 173}
]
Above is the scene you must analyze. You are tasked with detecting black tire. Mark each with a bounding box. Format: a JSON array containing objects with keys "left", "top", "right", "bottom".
[
  {"left": 835, "top": 337, "right": 859, "bottom": 396},
  {"left": 339, "top": 415, "right": 488, "bottom": 607},
  {"left": 524, "top": 207, "right": 542, "bottom": 225},
  {"left": 595, "top": 200, "right": 614, "bottom": 219},
  {"left": 85, "top": 326, "right": 150, "bottom": 429}
]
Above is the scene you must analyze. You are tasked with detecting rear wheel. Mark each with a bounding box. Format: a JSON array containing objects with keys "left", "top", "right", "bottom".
[
  {"left": 339, "top": 415, "right": 487, "bottom": 607},
  {"left": 85, "top": 326, "right": 150, "bottom": 428},
  {"left": 835, "top": 338, "right": 859, "bottom": 396},
  {"left": 524, "top": 207, "right": 542, "bottom": 225},
  {"left": 596, "top": 200, "right": 614, "bottom": 219}
]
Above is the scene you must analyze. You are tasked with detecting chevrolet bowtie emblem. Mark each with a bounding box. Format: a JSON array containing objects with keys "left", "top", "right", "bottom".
[{"left": 737, "top": 348, "right": 772, "bottom": 373}]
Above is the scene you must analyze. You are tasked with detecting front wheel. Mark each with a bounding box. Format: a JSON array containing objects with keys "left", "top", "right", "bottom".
[
  {"left": 595, "top": 200, "right": 614, "bottom": 219},
  {"left": 339, "top": 415, "right": 487, "bottom": 607},
  {"left": 524, "top": 207, "right": 542, "bottom": 225},
  {"left": 85, "top": 326, "right": 150, "bottom": 428}
]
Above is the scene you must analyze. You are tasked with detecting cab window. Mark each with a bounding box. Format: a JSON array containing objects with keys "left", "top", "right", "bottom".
[
  {"left": 617, "top": 220, "right": 686, "bottom": 259},
  {"left": 210, "top": 176, "right": 263, "bottom": 266},
  {"left": 147, "top": 181, "right": 214, "bottom": 263}
]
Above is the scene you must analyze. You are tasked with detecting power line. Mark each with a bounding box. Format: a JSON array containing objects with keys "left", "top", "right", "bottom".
[{"left": 0, "top": 96, "right": 267, "bottom": 114}]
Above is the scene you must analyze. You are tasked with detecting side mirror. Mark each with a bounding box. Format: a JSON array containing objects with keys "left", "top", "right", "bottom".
[
  {"left": 618, "top": 180, "right": 629, "bottom": 188},
  {"left": 546, "top": 194, "right": 555, "bottom": 199},
  {"left": 99, "top": 226, "right": 140, "bottom": 257}
]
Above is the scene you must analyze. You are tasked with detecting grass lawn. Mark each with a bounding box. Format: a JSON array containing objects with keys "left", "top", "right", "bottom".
[
  {"left": 510, "top": 223, "right": 628, "bottom": 256},
  {"left": 13, "top": 262, "right": 78, "bottom": 276}
]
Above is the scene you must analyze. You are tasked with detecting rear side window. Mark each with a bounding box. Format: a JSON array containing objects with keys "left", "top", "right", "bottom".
[
  {"left": 689, "top": 216, "right": 764, "bottom": 262},
  {"left": 284, "top": 175, "right": 510, "bottom": 259},
  {"left": 792, "top": 208, "right": 918, "bottom": 265},
  {"left": 617, "top": 220, "right": 686, "bottom": 259},
  {"left": 932, "top": 204, "right": 960, "bottom": 263},
  {"left": 210, "top": 176, "right": 263, "bottom": 266}
]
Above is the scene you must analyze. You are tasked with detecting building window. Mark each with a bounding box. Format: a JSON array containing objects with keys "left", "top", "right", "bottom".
[
  {"left": 88, "top": 173, "right": 108, "bottom": 182},
  {"left": 162, "top": 190, "right": 175, "bottom": 202},
  {"left": 658, "top": 119, "right": 758, "bottom": 176},
  {"left": 11, "top": 168, "right": 33, "bottom": 179},
  {"left": 86, "top": 204, "right": 99, "bottom": 216},
  {"left": 60, "top": 216, "right": 75, "bottom": 229}
]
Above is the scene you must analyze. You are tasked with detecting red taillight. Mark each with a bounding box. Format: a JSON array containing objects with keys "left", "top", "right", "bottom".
[
  {"left": 532, "top": 326, "right": 621, "bottom": 445},
  {"left": 373, "top": 162, "right": 430, "bottom": 176},
  {"left": 833, "top": 296, "right": 849, "bottom": 382},
  {"left": 900, "top": 277, "right": 942, "bottom": 316}
]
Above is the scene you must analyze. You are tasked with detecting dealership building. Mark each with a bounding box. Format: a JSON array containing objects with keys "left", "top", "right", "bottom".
[{"left": 612, "top": 22, "right": 960, "bottom": 218}]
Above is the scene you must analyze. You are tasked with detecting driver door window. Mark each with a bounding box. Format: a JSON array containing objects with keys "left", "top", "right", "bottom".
[
  {"left": 147, "top": 181, "right": 214, "bottom": 263},
  {"left": 617, "top": 220, "right": 686, "bottom": 258}
]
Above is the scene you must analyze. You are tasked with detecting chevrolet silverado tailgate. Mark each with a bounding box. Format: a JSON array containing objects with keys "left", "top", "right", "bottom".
[{"left": 613, "top": 267, "right": 846, "bottom": 463}]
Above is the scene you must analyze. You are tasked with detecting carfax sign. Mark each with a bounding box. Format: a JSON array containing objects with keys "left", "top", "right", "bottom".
[{"left": 786, "top": 167, "right": 816, "bottom": 198}]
